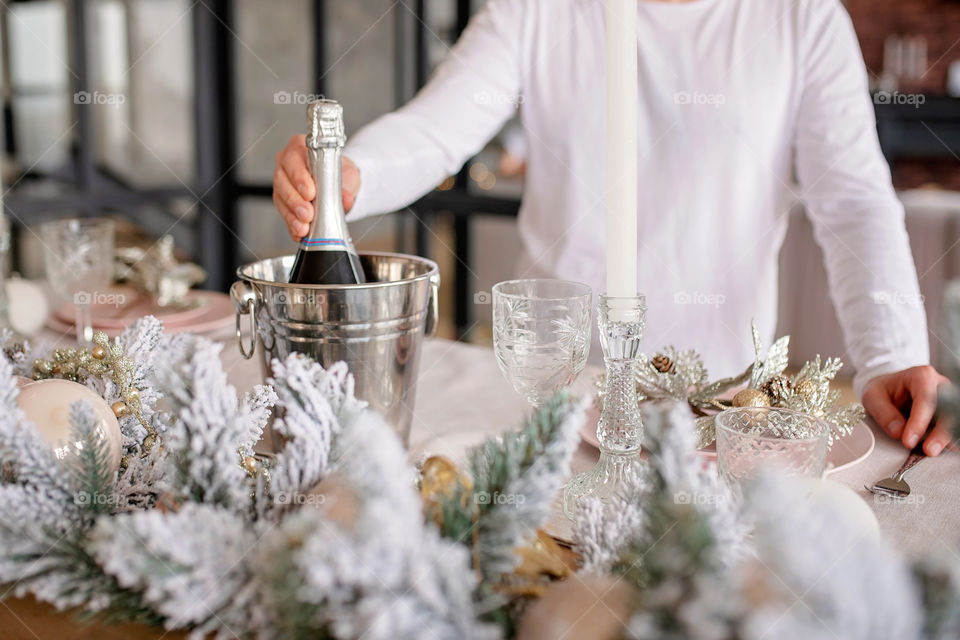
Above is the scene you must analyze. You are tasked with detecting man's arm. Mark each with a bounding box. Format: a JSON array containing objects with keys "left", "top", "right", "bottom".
[
  {"left": 793, "top": 0, "right": 951, "bottom": 454},
  {"left": 273, "top": 0, "right": 525, "bottom": 239},
  {"left": 346, "top": 1, "right": 525, "bottom": 219}
]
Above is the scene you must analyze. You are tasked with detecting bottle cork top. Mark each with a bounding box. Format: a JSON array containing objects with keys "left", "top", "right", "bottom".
[{"left": 306, "top": 99, "right": 346, "bottom": 149}]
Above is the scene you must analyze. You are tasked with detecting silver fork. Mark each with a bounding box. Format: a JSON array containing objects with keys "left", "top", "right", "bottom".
[{"left": 866, "top": 443, "right": 927, "bottom": 497}]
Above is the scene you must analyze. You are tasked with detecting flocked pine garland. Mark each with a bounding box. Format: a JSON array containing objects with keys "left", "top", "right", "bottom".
[
  {"left": 1, "top": 308, "right": 960, "bottom": 639},
  {"left": 0, "top": 318, "right": 585, "bottom": 638}
]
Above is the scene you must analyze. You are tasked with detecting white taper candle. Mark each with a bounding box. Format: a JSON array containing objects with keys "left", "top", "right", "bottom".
[{"left": 605, "top": 0, "right": 638, "bottom": 299}]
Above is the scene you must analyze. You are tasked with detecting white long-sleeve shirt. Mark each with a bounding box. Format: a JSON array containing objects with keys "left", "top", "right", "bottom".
[{"left": 345, "top": 0, "right": 929, "bottom": 394}]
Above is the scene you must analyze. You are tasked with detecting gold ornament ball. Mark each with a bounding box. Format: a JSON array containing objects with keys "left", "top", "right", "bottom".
[
  {"left": 91, "top": 345, "right": 108, "bottom": 360},
  {"left": 242, "top": 455, "right": 258, "bottom": 475},
  {"left": 420, "top": 455, "right": 473, "bottom": 499},
  {"left": 732, "top": 388, "right": 771, "bottom": 408},
  {"left": 111, "top": 401, "right": 129, "bottom": 418},
  {"left": 123, "top": 387, "right": 141, "bottom": 405}
]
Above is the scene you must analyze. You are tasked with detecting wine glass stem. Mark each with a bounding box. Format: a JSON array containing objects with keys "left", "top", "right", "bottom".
[{"left": 75, "top": 302, "right": 93, "bottom": 344}]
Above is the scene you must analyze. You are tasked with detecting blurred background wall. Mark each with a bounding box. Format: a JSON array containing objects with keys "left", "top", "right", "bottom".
[{"left": 1, "top": 0, "right": 958, "bottom": 375}]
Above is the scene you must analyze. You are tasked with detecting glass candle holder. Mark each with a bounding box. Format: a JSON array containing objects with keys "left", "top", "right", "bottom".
[
  {"left": 563, "top": 294, "right": 645, "bottom": 519},
  {"left": 716, "top": 406, "right": 829, "bottom": 490}
]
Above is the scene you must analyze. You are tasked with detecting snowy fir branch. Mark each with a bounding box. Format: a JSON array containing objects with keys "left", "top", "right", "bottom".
[{"left": 3, "top": 310, "right": 960, "bottom": 638}]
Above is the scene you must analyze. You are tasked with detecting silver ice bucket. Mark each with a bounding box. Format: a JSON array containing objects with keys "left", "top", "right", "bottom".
[{"left": 231, "top": 251, "right": 440, "bottom": 445}]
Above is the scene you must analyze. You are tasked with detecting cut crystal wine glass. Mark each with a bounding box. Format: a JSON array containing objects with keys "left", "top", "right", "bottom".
[
  {"left": 41, "top": 218, "right": 115, "bottom": 344},
  {"left": 492, "top": 279, "right": 592, "bottom": 408}
]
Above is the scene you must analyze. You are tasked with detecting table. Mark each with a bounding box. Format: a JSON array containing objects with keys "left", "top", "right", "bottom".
[{"left": 225, "top": 336, "right": 960, "bottom": 556}]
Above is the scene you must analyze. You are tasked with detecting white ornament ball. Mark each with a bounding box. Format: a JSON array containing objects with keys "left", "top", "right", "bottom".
[
  {"left": 5, "top": 278, "right": 50, "bottom": 336},
  {"left": 16, "top": 379, "right": 123, "bottom": 475},
  {"left": 788, "top": 476, "right": 880, "bottom": 539}
]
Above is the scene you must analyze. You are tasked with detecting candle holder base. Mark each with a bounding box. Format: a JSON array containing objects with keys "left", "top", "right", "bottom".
[
  {"left": 562, "top": 294, "right": 646, "bottom": 520},
  {"left": 562, "top": 447, "right": 644, "bottom": 519}
]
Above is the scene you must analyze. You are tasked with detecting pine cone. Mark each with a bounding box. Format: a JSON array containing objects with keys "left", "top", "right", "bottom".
[
  {"left": 761, "top": 375, "right": 793, "bottom": 403},
  {"left": 651, "top": 353, "right": 675, "bottom": 374}
]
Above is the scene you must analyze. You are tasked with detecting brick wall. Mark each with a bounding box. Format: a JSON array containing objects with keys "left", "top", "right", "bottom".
[
  {"left": 845, "top": 0, "right": 960, "bottom": 94},
  {"left": 845, "top": 0, "right": 960, "bottom": 189},
  {"left": 894, "top": 158, "right": 960, "bottom": 190}
]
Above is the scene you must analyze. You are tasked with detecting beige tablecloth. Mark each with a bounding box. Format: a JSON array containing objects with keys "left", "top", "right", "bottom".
[{"left": 220, "top": 336, "right": 960, "bottom": 558}]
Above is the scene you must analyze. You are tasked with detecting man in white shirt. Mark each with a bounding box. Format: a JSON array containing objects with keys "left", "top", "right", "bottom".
[{"left": 272, "top": 0, "right": 952, "bottom": 456}]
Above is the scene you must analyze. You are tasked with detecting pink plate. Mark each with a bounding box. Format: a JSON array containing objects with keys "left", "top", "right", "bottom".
[
  {"left": 54, "top": 285, "right": 209, "bottom": 329},
  {"left": 48, "top": 290, "right": 234, "bottom": 338},
  {"left": 578, "top": 406, "right": 875, "bottom": 474}
]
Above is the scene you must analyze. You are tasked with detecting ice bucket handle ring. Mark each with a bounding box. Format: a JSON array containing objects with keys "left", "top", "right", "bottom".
[
  {"left": 230, "top": 280, "right": 258, "bottom": 360},
  {"left": 425, "top": 272, "right": 441, "bottom": 337}
]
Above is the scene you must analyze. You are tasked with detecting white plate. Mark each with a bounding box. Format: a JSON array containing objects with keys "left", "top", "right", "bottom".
[{"left": 578, "top": 405, "right": 875, "bottom": 475}]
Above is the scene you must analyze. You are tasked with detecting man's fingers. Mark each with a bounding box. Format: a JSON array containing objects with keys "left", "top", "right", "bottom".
[
  {"left": 278, "top": 137, "right": 315, "bottom": 202},
  {"left": 861, "top": 384, "right": 906, "bottom": 439},
  {"left": 901, "top": 368, "right": 941, "bottom": 448},
  {"left": 922, "top": 419, "right": 955, "bottom": 457},
  {"left": 342, "top": 156, "right": 361, "bottom": 212},
  {"left": 273, "top": 192, "right": 308, "bottom": 241},
  {"left": 274, "top": 168, "right": 313, "bottom": 223}
]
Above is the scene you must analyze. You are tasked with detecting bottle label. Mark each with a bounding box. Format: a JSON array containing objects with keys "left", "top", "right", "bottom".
[{"left": 300, "top": 237, "right": 347, "bottom": 251}]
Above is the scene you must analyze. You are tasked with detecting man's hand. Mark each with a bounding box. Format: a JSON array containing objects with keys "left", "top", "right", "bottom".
[
  {"left": 861, "top": 365, "right": 954, "bottom": 456},
  {"left": 273, "top": 134, "right": 361, "bottom": 242}
]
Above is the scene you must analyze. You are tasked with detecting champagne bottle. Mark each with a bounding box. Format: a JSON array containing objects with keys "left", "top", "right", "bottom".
[{"left": 288, "top": 99, "right": 366, "bottom": 285}]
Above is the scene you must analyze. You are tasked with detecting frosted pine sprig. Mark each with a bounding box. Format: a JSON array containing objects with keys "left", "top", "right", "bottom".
[
  {"left": 68, "top": 400, "right": 118, "bottom": 518},
  {"left": 440, "top": 391, "right": 588, "bottom": 579},
  {"left": 90, "top": 503, "right": 259, "bottom": 631},
  {"left": 155, "top": 336, "right": 258, "bottom": 511},
  {"left": 265, "top": 355, "right": 359, "bottom": 510}
]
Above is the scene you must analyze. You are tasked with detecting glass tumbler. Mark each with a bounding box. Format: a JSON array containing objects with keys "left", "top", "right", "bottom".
[{"left": 716, "top": 406, "right": 829, "bottom": 489}]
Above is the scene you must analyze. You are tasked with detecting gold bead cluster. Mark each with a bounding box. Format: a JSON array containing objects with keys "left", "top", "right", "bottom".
[{"left": 32, "top": 331, "right": 157, "bottom": 466}]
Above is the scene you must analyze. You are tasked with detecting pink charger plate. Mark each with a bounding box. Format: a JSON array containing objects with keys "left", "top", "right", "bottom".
[
  {"left": 578, "top": 404, "right": 875, "bottom": 475},
  {"left": 54, "top": 285, "right": 209, "bottom": 329},
  {"left": 48, "top": 289, "right": 234, "bottom": 338}
]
